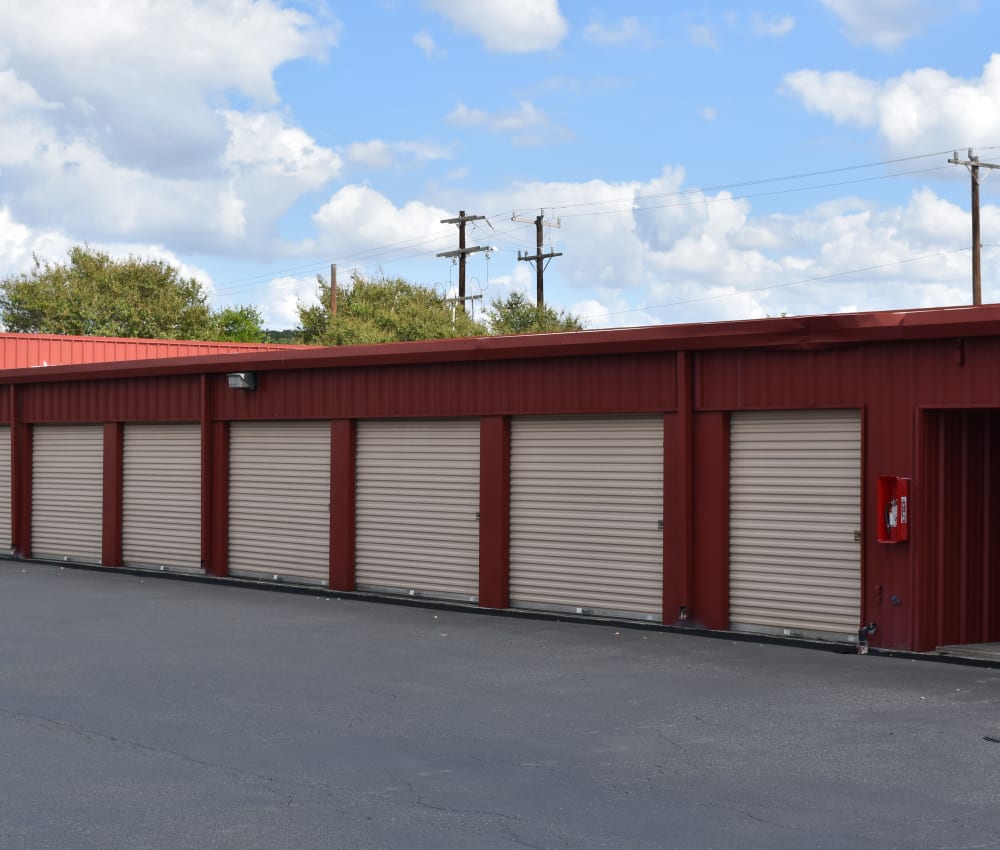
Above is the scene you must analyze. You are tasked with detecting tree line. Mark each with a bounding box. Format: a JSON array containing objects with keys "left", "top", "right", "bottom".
[{"left": 0, "top": 246, "right": 583, "bottom": 344}]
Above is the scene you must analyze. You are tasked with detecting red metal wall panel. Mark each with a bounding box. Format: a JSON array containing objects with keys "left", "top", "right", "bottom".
[
  {"left": 20, "top": 376, "right": 201, "bottom": 423},
  {"left": 102, "top": 423, "right": 124, "bottom": 567},
  {"left": 916, "top": 410, "right": 1000, "bottom": 650},
  {"left": 212, "top": 353, "right": 678, "bottom": 421},
  {"left": 691, "top": 412, "right": 730, "bottom": 631},
  {"left": 0, "top": 333, "right": 306, "bottom": 370}
]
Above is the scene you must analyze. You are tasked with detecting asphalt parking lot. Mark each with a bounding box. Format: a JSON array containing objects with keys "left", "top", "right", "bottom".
[{"left": 1, "top": 562, "right": 999, "bottom": 850}]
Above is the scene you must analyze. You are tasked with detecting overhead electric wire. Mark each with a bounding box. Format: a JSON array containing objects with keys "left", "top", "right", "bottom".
[
  {"left": 581, "top": 247, "right": 974, "bottom": 322},
  {"left": 209, "top": 148, "right": 976, "bottom": 295}
]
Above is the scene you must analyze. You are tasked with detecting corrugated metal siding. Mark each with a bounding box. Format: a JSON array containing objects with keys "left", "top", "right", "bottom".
[
  {"left": 729, "top": 410, "right": 862, "bottom": 638},
  {"left": 122, "top": 424, "right": 202, "bottom": 571},
  {"left": 509, "top": 416, "right": 664, "bottom": 619},
  {"left": 922, "top": 410, "right": 1000, "bottom": 647},
  {"left": 21, "top": 376, "right": 201, "bottom": 424},
  {"left": 355, "top": 419, "right": 480, "bottom": 599},
  {"left": 228, "top": 421, "right": 331, "bottom": 583},
  {"left": 213, "top": 354, "right": 677, "bottom": 421},
  {"left": 0, "top": 426, "right": 10, "bottom": 549},
  {"left": 0, "top": 333, "right": 306, "bottom": 369},
  {"left": 32, "top": 424, "right": 104, "bottom": 563}
]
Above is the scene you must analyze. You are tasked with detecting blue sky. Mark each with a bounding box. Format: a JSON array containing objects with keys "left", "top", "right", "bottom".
[{"left": 1, "top": 0, "right": 999, "bottom": 330}]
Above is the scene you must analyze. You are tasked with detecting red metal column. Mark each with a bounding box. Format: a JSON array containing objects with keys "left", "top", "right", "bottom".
[
  {"left": 10, "top": 385, "right": 32, "bottom": 559},
  {"left": 478, "top": 416, "right": 510, "bottom": 609},
  {"left": 206, "top": 420, "right": 230, "bottom": 577},
  {"left": 665, "top": 351, "right": 695, "bottom": 625},
  {"left": 329, "top": 418, "right": 356, "bottom": 591},
  {"left": 102, "top": 422, "right": 124, "bottom": 567}
]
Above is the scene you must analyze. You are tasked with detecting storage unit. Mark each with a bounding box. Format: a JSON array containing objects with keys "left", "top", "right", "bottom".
[
  {"left": 228, "top": 421, "right": 331, "bottom": 583},
  {"left": 122, "top": 423, "right": 202, "bottom": 571},
  {"left": 355, "top": 419, "right": 480, "bottom": 600},
  {"left": 0, "top": 426, "right": 10, "bottom": 550},
  {"left": 509, "top": 415, "right": 664, "bottom": 619},
  {"left": 32, "top": 424, "right": 104, "bottom": 563},
  {"left": 729, "top": 409, "right": 862, "bottom": 639}
]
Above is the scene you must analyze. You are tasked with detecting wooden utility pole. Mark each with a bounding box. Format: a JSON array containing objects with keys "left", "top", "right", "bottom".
[
  {"left": 514, "top": 211, "right": 562, "bottom": 308},
  {"left": 949, "top": 149, "right": 1000, "bottom": 305},
  {"left": 437, "top": 211, "right": 488, "bottom": 313},
  {"left": 329, "top": 264, "right": 337, "bottom": 316}
]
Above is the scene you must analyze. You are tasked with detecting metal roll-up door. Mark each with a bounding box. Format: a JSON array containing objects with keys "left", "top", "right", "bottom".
[
  {"left": 123, "top": 424, "right": 201, "bottom": 572},
  {"left": 509, "top": 415, "right": 664, "bottom": 620},
  {"left": 356, "top": 419, "right": 480, "bottom": 600},
  {"left": 229, "top": 421, "right": 331, "bottom": 584},
  {"left": 32, "top": 424, "right": 104, "bottom": 563},
  {"left": 0, "top": 426, "right": 10, "bottom": 551},
  {"left": 729, "top": 409, "right": 862, "bottom": 640}
]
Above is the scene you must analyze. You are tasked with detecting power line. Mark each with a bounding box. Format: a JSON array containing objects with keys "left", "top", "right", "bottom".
[
  {"left": 208, "top": 148, "right": 987, "bottom": 294},
  {"left": 581, "top": 247, "right": 974, "bottom": 322}
]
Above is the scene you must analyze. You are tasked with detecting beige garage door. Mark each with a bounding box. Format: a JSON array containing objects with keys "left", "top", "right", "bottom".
[
  {"left": 729, "top": 409, "right": 862, "bottom": 640},
  {"left": 509, "top": 415, "right": 664, "bottom": 620},
  {"left": 228, "top": 421, "right": 331, "bottom": 584},
  {"left": 356, "top": 419, "right": 480, "bottom": 601},
  {"left": 123, "top": 424, "right": 202, "bottom": 572},
  {"left": 32, "top": 425, "right": 104, "bottom": 563}
]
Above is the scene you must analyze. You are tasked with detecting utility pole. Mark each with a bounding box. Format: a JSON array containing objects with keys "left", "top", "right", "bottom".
[
  {"left": 949, "top": 149, "right": 1000, "bottom": 305},
  {"left": 514, "top": 210, "right": 562, "bottom": 308},
  {"left": 437, "top": 211, "right": 487, "bottom": 313},
  {"left": 329, "top": 264, "right": 337, "bottom": 316}
]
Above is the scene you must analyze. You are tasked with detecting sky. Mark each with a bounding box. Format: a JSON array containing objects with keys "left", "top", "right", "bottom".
[{"left": 1, "top": 0, "right": 999, "bottom": 331}]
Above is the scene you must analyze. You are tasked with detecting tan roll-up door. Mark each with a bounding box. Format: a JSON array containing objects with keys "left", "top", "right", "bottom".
[
  {"left": 729, "top": 409, "right": 862, "bottom": 639},
  {"left": 32, "top": 424, "right": 104, "bottom": 563},
  {"left": 228, "top": 421, "right": 331, "bottom": 584},
  {"left": 509, "top": 415, "right": 664, "bottom": 620},
  {"left": 122, "top": 424, "right": 201, "bottom": 572},
  {"left": 355, "top": 419, "right": 480, "bottom": 600},
  {"left": 0, "top": 427, "right": 10, "bottom": 552}
]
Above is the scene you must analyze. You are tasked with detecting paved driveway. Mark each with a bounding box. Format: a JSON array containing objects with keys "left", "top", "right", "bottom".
[{"left": 1, "top": 562, "right": 998, "bottom": 849}]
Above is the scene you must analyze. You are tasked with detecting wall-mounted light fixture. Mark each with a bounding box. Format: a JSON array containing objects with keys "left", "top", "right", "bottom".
[{"left": 226, "top": 371, "right": 257, "bottom": 390}]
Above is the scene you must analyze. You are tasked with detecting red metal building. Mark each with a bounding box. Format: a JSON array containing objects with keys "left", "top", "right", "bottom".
[
  {"left": 1, "top": 305, "right": 998, "bottom": 653},
  {"left": 0, "top": 332, "right": 306, "bottom": 369}
]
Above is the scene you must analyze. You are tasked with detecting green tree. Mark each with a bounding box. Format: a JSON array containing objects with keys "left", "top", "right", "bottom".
[
  {"left": 298, "top": 272, "right": 486, "bottom": 345},
  {"left": 0, "top": 246, "right": 223, "bottom": 339},
  {"left": 485, "top": 290, "right": 584, "bottom": 335},
  {"left": 212, "top": 304, "right": 265, "bottom": 343}
]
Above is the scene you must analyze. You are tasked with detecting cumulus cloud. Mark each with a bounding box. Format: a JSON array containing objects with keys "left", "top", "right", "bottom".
[
  {"left": 310, "top": 185, "right": 454, "bottom": 258},
  {"left": 425, "top": 0, "right": 567, "bottom": 52},
  {"left": 820, "top": 0, "right": 972, "bottom": 50},
  {"left": 582, "top": 17, "right": 653, "bottom": 48},
  {"left": 0, "top": 3, "right": 341, "bottom": 254},
  {"left": 783, "top": 54, "right": 1000, "bottom": 153},
  {"left": 447, "top": 101, "right": 572, "bottom": 146}
]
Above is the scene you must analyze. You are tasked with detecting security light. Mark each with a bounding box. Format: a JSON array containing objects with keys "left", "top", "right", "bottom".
[{"left": 226, "top": 371, "right": 257, "bottom": 390}]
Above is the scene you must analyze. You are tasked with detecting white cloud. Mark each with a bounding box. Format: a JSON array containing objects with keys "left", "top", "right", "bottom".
[
  {"left": 783, "top": 54, "right": 1000, "bottom": 153},
  {"left": 425, "top": 0, "right": 567, "bottom": 52},
  {"left": 260, "top": 275, "right": 324, "bottom": 328},
  {"left": 751, "top": 13, "right": 795, "bottom": 37},
  {"left": 345, "top": 139, "right": 453, "bottom": 169},
  {"left": 689, "top": 24, "right": 718, "bottom": 49},
  {"left": 0, "top": 0, "right": 338, "bottom": 173},
  {"left": 447, "top": 100, "right": 572, "bottom": 146},
  {"left": 413, "top": 30, "right": 444, "bottom": 58},
  {"left": 820, "top": 0, "right": 974, "bottom": 50},
  {"left": 0, "top": 2, "right": 341, "bottom": 254},
  {"left": 310, "top": 185, "right": 454, "bottom": 258},
  {"left": 582, "top": 17, "right": 653, "bottom": 48},
  {"left": 700, "top": 106, "right": 718, "bottom": 121}
]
